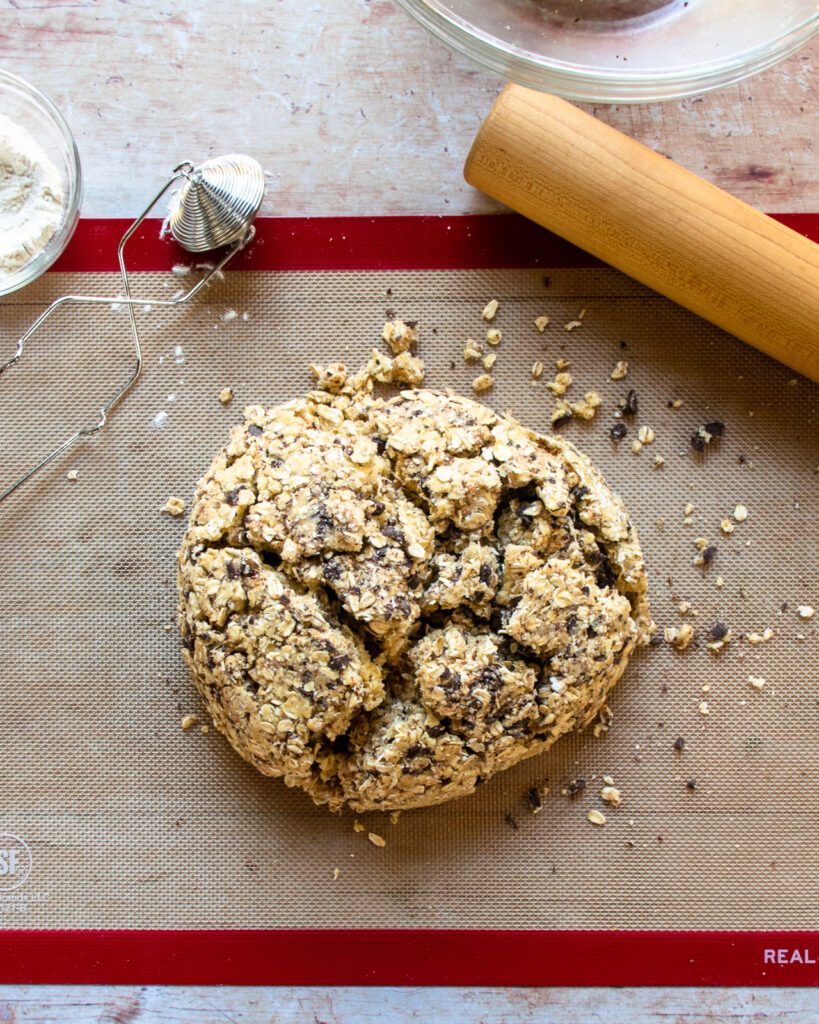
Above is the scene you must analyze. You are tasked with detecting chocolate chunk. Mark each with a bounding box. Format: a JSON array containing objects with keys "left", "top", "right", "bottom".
[
  {"left": 686, "top": 778, "right": 698, "bottom": 790},
  {"left": 527, "top": 786, "right": 543, "bottom": 813},
  {"left": 381, "top": 523, "right": 404, "bottom": 544},
  {"left": 247, "top": 424, "right": 263, "bottom": 437},
  {"left": 323, "top": 560, "right": 342, "bottom": 582},
  {"left": 566, "top": 777, "right": 586, "bottom": 797},
  {"left": 610, "top": 421, "right": 628, "bottom": 441},
  {"left": 701, "top": 545, "right": 717, "bottom": 566},
  {"left": 673, "top": 736, "right": 686, "bottom": 751},
  {"left": 479, "top": 562, "right": 493, "bottom": 585},
  {"left": 329, "top": 653, "right": 351, "bottom": 671},
  {"left": 709, "top": 621, "right": 728, "bottom": 641},
  {"left": 621, "top": 389, "right": 638, "bottom": 417}
]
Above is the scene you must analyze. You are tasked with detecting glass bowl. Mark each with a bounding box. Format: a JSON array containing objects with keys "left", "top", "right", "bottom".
[
  {"left": 393, "top": 0, "right": 819, "bottom": 103},
  {"left": 0, "top": 69, "right": 82, "bottom": 296}
]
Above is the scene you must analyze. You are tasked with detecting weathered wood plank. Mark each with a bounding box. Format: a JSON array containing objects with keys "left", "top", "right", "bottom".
[
  {"left": 3, "top": 0, "right": 816, "bottom": 217},
  {"left": 0, "top": 985, "right": 817, "bottom": 1024}
]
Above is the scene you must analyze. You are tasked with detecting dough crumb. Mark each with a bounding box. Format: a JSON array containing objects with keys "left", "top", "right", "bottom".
[
  {"left": 162, "top": 496, "right": 186, "bottom": 517},
  {"left": 482, "top": 299, "right": 499, "bottom": 322},
  {"left": 180, "top": 714, "right": 198, "bottom": 731},
  {"left": 219, "top": 387, "right": 234, "bottom": 405},
  {"left": 600, "top": 785, "right": 622, "bottom": 807},
  {"left": 382, "top": 319, "right": 418, "bottom": 354}
]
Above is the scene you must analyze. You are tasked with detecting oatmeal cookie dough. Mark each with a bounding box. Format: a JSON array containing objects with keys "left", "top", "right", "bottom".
[{"left": 178, "top": 373, "right": 652, "bottom": 813}]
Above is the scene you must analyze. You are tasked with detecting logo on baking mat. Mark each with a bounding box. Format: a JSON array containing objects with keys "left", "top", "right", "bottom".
[{"left": 0, "top": 833, "right": 32, "bottom": 891}]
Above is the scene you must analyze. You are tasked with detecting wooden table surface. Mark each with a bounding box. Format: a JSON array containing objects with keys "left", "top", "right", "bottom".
[{"left": 2, "top": 1, "right": 816, "bottom": 1021}]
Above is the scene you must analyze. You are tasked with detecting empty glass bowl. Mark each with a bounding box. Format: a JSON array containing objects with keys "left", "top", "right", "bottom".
[
  {"left": 0, "top": 69, "right": 82, "bottom": 296},
  {"left": 393, "top": 0, "right": 819, "bottom": 102}
]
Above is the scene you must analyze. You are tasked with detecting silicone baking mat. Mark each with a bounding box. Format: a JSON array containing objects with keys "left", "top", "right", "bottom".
[{"left": 0, "top": 216, "right": 816, "bottom": 985}]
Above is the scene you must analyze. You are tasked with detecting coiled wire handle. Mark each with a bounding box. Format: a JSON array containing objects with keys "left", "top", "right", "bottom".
[{"left": 0, "top": 158, "right": 263, "bottom": 504}]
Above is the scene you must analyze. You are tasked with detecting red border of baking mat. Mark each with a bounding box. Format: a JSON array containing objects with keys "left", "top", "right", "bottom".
[
  {"left": 3, "top": 213, "right": 817, "bottom": 987},
  {"left": 51, "top": 213, "right": 819, "bottom": 272},
  {"left": 1, "top": 929, "right": 818, "bottom": 985}
]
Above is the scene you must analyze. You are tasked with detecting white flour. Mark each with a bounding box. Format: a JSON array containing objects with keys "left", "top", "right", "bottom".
[{"left": 0, "top": 112, "right": 64, "bottom": 278}]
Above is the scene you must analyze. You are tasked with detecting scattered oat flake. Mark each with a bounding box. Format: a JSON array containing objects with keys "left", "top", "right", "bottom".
[
  {"left": 472, "top": 373, "right": 494, "bottom": 393},
  {"left": 482, "top": 298, "right": 499, "bottom": 321},
  {"left": 180, "top": 714, "right": 198, "bottom": 731},
  {"left": 653, "top": 454, "right": 664, "bottom": 469},
  {"left": 698, "top": 701, "right": 709, "bottom": 716},
  {"left": 720, "top": 519, "right": 735, "bottom": 534},
  {"left": 66, "top": 469, "right": 79, "bottom": 481},
  {"left": 200, "top": 725, "right": 210, "bottom": 735},
  {"left": 531, "top": 360, "right": 544, "bottom": 380},
  {"left": 630, "top": 439, "right": 642, "bottom": 454},
  {"left": 389, "top": 811, "right": 401, "bottom": 825},
  {"left": 547, "top": 372, "right": 573, "bottom": 396},
  {"left": 670, "top": 398, "right": 684, "bottom": 409},
  {"left": 600, "top": 785, "right": 622, "bottom": 807},
  {"left": 550, "top": 399, "right": 572, "bottom": 426},
  {"left": 219, "top": 387, "right": 234, "bottom": 405},
  {"left": 637, "top": 425, "right": 655, "bottom": 444},
  {"left": 353, "top": 820, "right": 365, "bottom": 833},
  {"left": 565, "top": 320, "right": 583, "bottom": 331},
  {"left": 483, "top": 353, "right": 496, "bottom": 370},
  {"left": 748, "top": 675, "right": 766, "bottom": 691},
  {"left": 733, "top": 504, "right": 748, "bottom": 522},
  {"left": 715, "top": 575, "right": 725, "bottom": 588},
  {"left": 161, "top": 496, "right": 186, "bottom": 517},
  {"left": 534, "top": 315, "right": 550, "bottom": 332},
  {"left": 610, "top": 360, "right": 629, "bottom": 380},
  {"left": 684, "top": 503, "right": 696, "bottom": 516},
  {"left": 665, "top": 623, "right": 694, "bottom": 650},
  {"left": 222, "top": 308, "right": 238, "bottom": 323},
  {"left": 570, "top": 392, "right": 601, "bottom": 420},
  {"left": 464, "top": 342, "right": 481, "bottom": 362},
  {"left": 368, "top": 832, "right": 386, "bottom": 848},
  {"left": 587, "top": 809, "right": 607, "bottom": 826},
  {"left": 333, "top": 867, "right": 340, "bottom": 881},
  {"left": 797, "top": 605, "right": 815, "bottom": 619},
  {"left": 555, "top": 357, "right": 570, "bottom": 371}
]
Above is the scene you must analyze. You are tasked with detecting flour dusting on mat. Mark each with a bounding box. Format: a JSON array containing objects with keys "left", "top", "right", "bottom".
[{"left": 0, "top": 113, "right": 63, "bottom": 278}]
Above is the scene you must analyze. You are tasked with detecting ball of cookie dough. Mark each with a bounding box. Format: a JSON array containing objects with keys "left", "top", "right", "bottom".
[{"left": 178, "top": 380, "right": 652, "bottom": 813}]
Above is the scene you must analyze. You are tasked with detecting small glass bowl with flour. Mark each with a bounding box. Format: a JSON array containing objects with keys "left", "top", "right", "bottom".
[{"left": 0, "top": 70, "right": 81, "bottom": 296}]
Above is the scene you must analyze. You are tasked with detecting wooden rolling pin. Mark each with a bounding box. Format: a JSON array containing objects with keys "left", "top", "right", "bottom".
[{"left": 464, "top": 84, "right": 819, "bottom": 382}]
